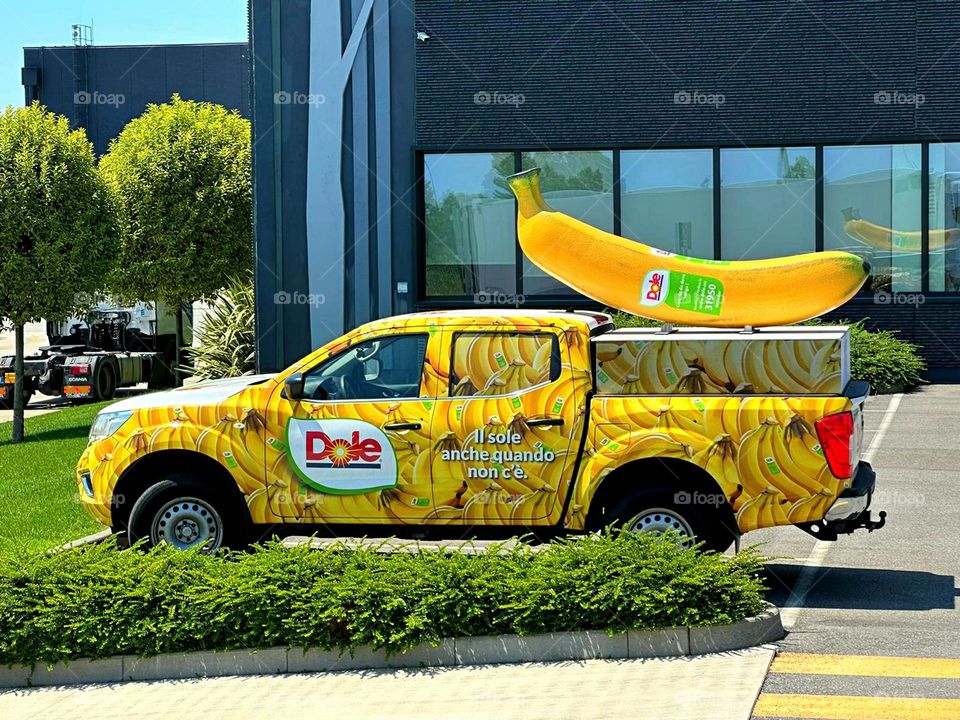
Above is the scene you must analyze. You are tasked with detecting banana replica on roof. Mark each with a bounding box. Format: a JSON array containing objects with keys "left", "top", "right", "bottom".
[{"left": 507, "top": 168, "right": 870, "bottom": 327}]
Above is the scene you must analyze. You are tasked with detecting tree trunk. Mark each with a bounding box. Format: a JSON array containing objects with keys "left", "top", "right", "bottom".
[
  {"left": 174, "top": 305, "right": 184, "bottom": 388},
  {"left": 11, "top": 323, "right": 25, "bottom": 443}
]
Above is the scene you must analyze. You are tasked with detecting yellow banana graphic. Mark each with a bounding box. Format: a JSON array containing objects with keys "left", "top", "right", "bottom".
[
  {"left": 692, "top": 434, "right": 742, "bottom": 504},
  {"left": 507, "top": 167, "right": 869, "bottom": 327},
  {"left": 736, "top": 485, "right": 790, "bottom": 532}
]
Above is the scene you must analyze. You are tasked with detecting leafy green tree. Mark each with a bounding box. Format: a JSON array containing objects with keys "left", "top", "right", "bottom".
[
  {"left": 0, "top": 104, "right": 118, "bottom": 441},
  {"left": 100, "top": 96, "right": 252, "bottom": 383}
]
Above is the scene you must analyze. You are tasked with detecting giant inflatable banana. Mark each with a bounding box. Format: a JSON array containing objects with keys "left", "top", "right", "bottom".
[{"left": 507, "top": 168, "right": 870, "bottom": 327}]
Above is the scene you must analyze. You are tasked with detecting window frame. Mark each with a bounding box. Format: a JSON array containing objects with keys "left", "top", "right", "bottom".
[
  {"left": 299, "top": 332, "right": 430, "bottom": 404},
  {"left": 417, "top": 142, "right": 960, "bottom": 301},
  {"left": 446, "top": 330, "right": 562, "bottom": 399}
]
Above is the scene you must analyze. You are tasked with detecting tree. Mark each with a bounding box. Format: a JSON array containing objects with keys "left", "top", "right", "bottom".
[
  {"left": 0, "top": 103, "right": 118, "bottom": 442},
  {"left": 100, "top": 95, "right": 252, "bottom": 384}
]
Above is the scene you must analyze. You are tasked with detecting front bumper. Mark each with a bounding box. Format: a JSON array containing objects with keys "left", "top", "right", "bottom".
[{"left": 799, "top": 461, "right": 886, "bottom": 540}]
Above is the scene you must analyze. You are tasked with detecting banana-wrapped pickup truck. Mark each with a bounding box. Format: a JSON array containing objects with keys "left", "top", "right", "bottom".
[{"left": 78, "top": 310, "right": 885, "bottom": 551}]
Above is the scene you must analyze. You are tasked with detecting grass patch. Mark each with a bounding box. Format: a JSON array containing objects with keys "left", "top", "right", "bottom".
[
  {"left": 0, "top": 533, "right": 768, "bottom": 665},
  {"left": 0, "top": 402, "right": 110, "bottom": 555}
]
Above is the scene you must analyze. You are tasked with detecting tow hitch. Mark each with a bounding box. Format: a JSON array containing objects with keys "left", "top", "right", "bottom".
[{"left": 800, "top": 509, "right": 887, "bottom": 542}]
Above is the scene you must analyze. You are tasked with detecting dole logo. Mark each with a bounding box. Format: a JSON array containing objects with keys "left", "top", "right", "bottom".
[
  {"left": 287, "top": 418, "right": 398, "bottom": 496},
  {"left": 640, "top": 269, "right": 670, "bottom": 307},
  {"left": 305, "top": 430, "right": 383, "bottom": 469}
]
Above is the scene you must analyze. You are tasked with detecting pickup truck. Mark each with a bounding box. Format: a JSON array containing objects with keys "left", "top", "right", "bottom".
[{"left": 76, "top": 309, "right": 885, "bottom": 552}]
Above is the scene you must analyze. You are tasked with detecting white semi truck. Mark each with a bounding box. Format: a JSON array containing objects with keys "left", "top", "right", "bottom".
[{"left": 0, "top": 300, "right": 191, "bottom": 409}]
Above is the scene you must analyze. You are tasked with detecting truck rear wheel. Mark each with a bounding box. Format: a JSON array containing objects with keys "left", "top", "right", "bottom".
[
  {"left": 0, "top": 385, "right": 34, "bottom": 411},
  {"left": 127, "top": 476, "right": 243, "bottom": 552},
  {"left": 601, "top": 489, "right": 737, "bottom": 553},
  {"left": 92, "top": 363, "right": 116, "bottom": 401}
]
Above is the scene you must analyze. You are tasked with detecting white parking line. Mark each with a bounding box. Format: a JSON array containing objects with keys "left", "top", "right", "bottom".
[{"left": 779, "top": 393, "right": 903, "bottom": 631}]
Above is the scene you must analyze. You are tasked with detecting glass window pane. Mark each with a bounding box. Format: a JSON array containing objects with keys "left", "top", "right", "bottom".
[
  {"left": 519, "top": 151, "right": 614, "bottom": 296},
  {"left": 928, "top": 144, "right": 960, "bottom": 292},
  {"left": 823, "top": 144, "right": 922, "bottom": 293},
  {"left": 721, "top": 147, "right": 816, "bottom": 260},
  {"left": 424, "top": 152, "right": 516, "bottom": 298},
  {"left": 303, "top": 334, "right": 427, "bottom": 401},
  {"left": 620, "top": 149, "right": 714, "bottom": 260}
]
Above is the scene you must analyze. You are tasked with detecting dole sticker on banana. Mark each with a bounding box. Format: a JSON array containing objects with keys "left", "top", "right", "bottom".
[{"left": 641, "top": 269, "right": 724, "bottom": 317}]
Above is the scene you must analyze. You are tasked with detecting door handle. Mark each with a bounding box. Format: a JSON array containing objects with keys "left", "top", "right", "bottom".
[
  {"left": 384, "top": 421, "right": 422, "bottom": 431},
  {"left": 526, "top": 417, "right": 564, "bottom": 427}
]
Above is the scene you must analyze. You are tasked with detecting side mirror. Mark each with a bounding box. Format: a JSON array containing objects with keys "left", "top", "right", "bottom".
[
  {"left": 362, "top": 358, "right": 382, "bottom": 381},
  {"left": 283, "top": 372, "right": 305, "bottom": 401}
]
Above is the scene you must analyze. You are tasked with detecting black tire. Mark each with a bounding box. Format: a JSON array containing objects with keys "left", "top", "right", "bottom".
[
  {"left": 0, "top": 385, "right": 34, "bottom": 411},
  {"left": 128, "top": 475, "right": 245, "bottom": 551},
  {"left": 92, "top": 363, "right": 117, "bottom": 401},
  {"left": 598, "top": 488, "right": 738, "bottom": 553}
]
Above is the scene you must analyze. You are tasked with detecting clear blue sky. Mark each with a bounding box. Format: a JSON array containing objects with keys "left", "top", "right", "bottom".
[{"left": 0, "top": 0, "right": 247, "bottom": 109}]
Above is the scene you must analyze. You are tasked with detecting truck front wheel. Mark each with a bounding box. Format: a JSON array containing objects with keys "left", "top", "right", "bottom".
[
  {"left": 127, "top": 476, "right": 243, "bottom": 552},
  {"left": 600, "top": 489, "right": 737, "bottom": 553}
]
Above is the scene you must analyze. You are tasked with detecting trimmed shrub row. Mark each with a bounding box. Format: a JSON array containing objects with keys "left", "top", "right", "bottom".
[{"left": 0, "top": 533, "right": 766, "bottom": 665}]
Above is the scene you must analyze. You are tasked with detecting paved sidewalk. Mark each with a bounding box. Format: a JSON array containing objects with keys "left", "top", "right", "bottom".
[{"left": 0, "top": 647, "right": 775, "bottom": 720}]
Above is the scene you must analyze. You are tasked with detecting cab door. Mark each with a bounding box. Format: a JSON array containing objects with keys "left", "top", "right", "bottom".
[
  {"left": 431, "top": 327, "right": 582, "bottom": 524},
  {"left": 264, "top": 329, "right": 439, "bottom": 523}
]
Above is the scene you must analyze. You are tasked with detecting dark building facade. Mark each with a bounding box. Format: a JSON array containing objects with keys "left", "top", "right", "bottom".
[
  {"left": 22, "top": 42, "right": 249, "bottom": 155},
  {"left": 251, "top": 0, "right": 960, "bottom": 377}
]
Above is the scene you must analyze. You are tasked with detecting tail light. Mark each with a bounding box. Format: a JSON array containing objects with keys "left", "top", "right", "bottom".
[
  {"left": 69, "top": 364, "right": 91, "bottom": 376},
  {"left": 815, "top": 411, "right": 854, "bottom": 479}
]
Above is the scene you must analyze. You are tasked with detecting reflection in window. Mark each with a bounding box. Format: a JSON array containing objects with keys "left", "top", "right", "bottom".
[
  {"left": 620, "top": 149, "right": 714, "bottom": 260},
  {"left": 519, "top": 151, "right": 614, "bottom": 295},
  {"left": 824, "top": 145, "right": 922, "bottom": 293},
  {"left": 424, "top": 152, "right": 516, "bottom": 297},
  {"left": 303, "top": 334, "right": 427, "bottom": 401},
  {"left": 929, "top": 144, "right": 960, "bottom": 292},
  {"left": 721, "top": 147, "right": 815, "bottom": 260}
]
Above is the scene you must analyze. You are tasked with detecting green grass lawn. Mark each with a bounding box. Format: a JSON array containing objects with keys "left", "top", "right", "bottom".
[{"left": 0, "top": 402, "right": 111, "bottom": 555}]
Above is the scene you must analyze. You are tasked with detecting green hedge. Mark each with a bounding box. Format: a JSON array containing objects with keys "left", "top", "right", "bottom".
[
  {"left": 0, "top": 533, "right": 766, "bottom": 665},
  {"left": 610, "top": 312, "right": 925, "bottom": 391}
]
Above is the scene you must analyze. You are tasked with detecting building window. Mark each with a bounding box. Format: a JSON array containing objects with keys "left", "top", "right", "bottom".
[
  {"left": 720, "top": 147, "right": 816, "bottom": 260},
  {"left": 824, "top": 144, "right": 922, "bottom": 293},
  {"left": 519, "top": 151, "right": 614, "bottom": 295},
  {"left": 423, "top": 152, "right": 516, "bottom": 298},
  {"left": 929, "top": 144, "right": 960, "bottom": 292},
  {"left": 620, "top": 149, "right": 713, "bottom": 260}
]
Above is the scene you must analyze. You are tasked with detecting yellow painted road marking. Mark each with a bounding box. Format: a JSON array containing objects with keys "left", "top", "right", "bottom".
[
  {"left": 754, "top": 693, "right": 960, "bottom": 720},
  {"left": 771, "top": 652, "right": 960, "bottom": 679}
]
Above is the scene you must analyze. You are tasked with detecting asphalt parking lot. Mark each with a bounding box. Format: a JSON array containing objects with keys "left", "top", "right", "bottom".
[{"left": 752, "top": 384, "right": 960, "bottom": 718}]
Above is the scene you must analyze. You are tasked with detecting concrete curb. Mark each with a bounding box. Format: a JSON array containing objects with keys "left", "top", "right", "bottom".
[
  {"left": 51, "top": 530, "right": 114, "bottom": 554},
  {"left": 0, "top": 605, "right": 784, "bottom": 689}
]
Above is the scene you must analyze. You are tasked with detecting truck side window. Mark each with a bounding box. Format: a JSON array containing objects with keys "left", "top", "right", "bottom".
[
  {"left": 303, "top": 334, "right": 428, "bottom": 402},
  {"left": 449, "top": 332, "right": 560, "bottom": 397}
]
